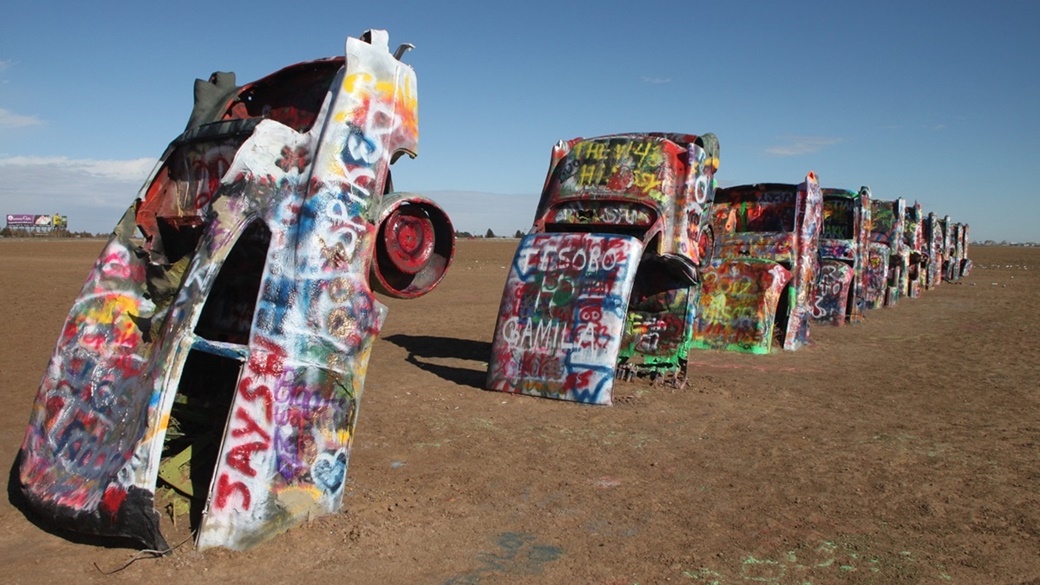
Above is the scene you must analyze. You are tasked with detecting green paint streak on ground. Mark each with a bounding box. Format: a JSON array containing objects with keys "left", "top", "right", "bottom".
[{"left": 677, "top": 537, "right": 955, "bottom": 583}]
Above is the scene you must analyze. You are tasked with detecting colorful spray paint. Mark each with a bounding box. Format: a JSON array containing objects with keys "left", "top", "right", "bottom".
[
  {"left": 903, "top": 201, "right": 926, "bottom": 298},
  {"left": 924, "top": 212, "right": 944, "bottom": 289},
  {"left": 487, "top": 133, "right": 720, "bottom": 403},
  {"left": 863, "top": 198, "right": 906, "bottom": 309},
  {"left": 958, "top": 223, "right": 973, "bottom": 277},
  {"left": 486, "top": 233, "right": 643, "bottom": 405},
  {"left": 693, "top": 172, "right": 823, "bottom": 353},
  {"left": 940, "top": 215, "right": 957, "bottom": 282},
  {"left": 17, "top": 30, "right": 454, "bottom": 551},
  {"left": 810, "top": 186, "right": 870, "bottom": 325},
  {"left": 945, "top": 221, "right": 972, "bottom": 281}
]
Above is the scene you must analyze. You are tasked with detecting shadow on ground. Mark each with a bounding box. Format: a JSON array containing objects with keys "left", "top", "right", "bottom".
[{"left": 382, "top": 334, "right": 491, "bottom": 390}]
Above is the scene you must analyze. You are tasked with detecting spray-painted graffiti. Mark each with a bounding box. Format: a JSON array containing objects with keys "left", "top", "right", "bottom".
[
  {"left": 18, "top": 30, "right": 454, "bottom": 552},
  {"left": 924, "top": 212, "right": 944, "bottom": 289},
  {"left": 810, "top": 261, "right": 855, "bottom": 325},
  {"left": 902, "top": 201, "right": 925, "bottom": 298},
  {"left": 551, "top": 202, "right": 654, "bottom": 227},
  {"left": 445, "top": 532, "right": 563, "bottom": 584},
  {"left": 938, "top": 215, "right": 953, "bottom": 282},
  {"left": 810, "top": 187, "right": 870, "bottom": 325},
  {"left": 532, "top": 132, "right": 719, "bottom": 266},
  {"left": 693, "top": 173, "right": 823, "bottom": 353},
  {"left": 863, "top": 198, "right": 906, "bottom": 309},
  {"left": 488, "top": 132, "right": 719, "bottom": 403},
  {"left": 486, "top": 233, "right": 643, "bottom": 405},
  {"left": 620, "top": 266, "right": 695, "bottom": 361},
  {"left": 17, "top": 216, "right": 166, "bottom": 543},
  {"left": 693, "top": 260, "right": 791, "bottom": 353},
  {"left": 863, "top": 242, "right": 890, "bottom": 309},
  {"left": 944, "top": 221, "right": 971, "bottom": 281},
  {"left": 958, "top": 223, "right": 972, "bottom": 277}
]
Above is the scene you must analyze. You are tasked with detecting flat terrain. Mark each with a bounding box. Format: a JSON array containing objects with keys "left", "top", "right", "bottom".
[{"left": 1, "top": 238, "right": 1038, "bottom": 584}]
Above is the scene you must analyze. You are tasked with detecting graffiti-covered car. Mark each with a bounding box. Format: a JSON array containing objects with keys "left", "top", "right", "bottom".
[
  {"left": 692, "top": 173, "right": 823, "bottom": 354},
  {"left": 957, "top": 223, "right": 973, "bottom": 278},
  {"left": 937, "top": 214, "right": 955, "bottom": 282},
  {"left": 810, "top": 186, "right": 871, "bottom": 325},
  {"left": 863, "top": 198, "right": 906, "bottom": 309},
  {"left": 486, "top": 132, "right": 720, "bottom": 404},
  {"left": 945, "top": 221, "right": 972, "bottom": 281},
  {"left": 16, "top": 30, "right": 454, "bottom": 552},
  {"left": 903, "top": 201, "right": 926, "bottom": 298},
  {"left": 924, "top": 211, "right": 945, "bottom": 289}
]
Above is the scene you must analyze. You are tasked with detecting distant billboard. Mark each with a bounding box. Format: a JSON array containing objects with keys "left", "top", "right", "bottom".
[
  {"left": 6, "top": 214, "right": 36, "bottom": 227},
  {"left": 5, "top": 214, "right": 68, "bottom": 229}
]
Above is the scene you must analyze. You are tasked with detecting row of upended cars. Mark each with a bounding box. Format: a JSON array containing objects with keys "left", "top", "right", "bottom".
[
  {"left": 486, "top": 134, "right": 972, "bottom": 405},
  {"left": 14, "top": 30, "right": 971, "bottom": 552}
]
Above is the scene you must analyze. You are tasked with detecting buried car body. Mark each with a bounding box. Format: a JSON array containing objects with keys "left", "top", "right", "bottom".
[
  {"left": 17, "top": 30, "right": 454, "bottom": 551},
  {"left": 692, "top": 173, "right": 823, "bottom": 354},
  {"left": 486, "top": 132, "right": 720, "bottom": 404}
]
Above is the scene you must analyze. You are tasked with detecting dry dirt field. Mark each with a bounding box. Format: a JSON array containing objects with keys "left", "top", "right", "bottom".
[{"left": 1, "top": 238, "right": 1038, "bottom": 584}]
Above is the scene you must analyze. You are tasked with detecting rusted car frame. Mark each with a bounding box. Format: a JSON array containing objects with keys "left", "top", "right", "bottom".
[{"left": 17, "top": 30, "right": 454, "bottom": 551}]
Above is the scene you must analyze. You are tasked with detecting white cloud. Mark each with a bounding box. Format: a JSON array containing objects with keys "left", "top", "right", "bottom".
[
  {"left": 641, "top": 76, "right": 673, "bottom": 84},
  {"left": 0, "top": 156, "right": 156, "bottom": 232},
  {"left": 0, "top": 156, "right": 156, "bottom": 181},
  {"left": 765, "top": 135, "right": 843, "bottom": 157},
  {"left": 0, "top": 59, "right": 11, "bottom": 71},
  {"left": 0, "top": 108, "right": 44, "bottom": 128}
]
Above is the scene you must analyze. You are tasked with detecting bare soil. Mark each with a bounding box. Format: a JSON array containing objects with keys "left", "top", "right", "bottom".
[{"left": 1, "top": 238, "right": 1038, "bottom": 584}]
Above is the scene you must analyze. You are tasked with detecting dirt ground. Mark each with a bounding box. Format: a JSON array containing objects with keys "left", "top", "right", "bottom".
[{"left": 1, "top": 238, "right": 1038, "bottom": 584}]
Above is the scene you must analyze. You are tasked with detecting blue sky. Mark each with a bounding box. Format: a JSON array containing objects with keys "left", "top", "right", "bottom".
[{"left": 2, "top": 0, "right": 1038, "bottom": 241}]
